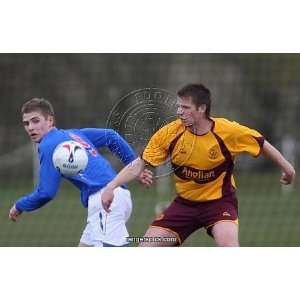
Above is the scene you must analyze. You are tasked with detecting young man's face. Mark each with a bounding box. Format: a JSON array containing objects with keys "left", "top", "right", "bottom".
[
  {"left": 22, "top": 111, "right": 54, "bottom": 143},
  {"left": 176, "top": 96, "right": 206, "bottom": 127}
]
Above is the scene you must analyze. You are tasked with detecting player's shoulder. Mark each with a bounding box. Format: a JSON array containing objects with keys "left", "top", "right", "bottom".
[
  {"left": 213, "top": 117, "right": 234, "bottom": 126},
  {"left": 148, "top": 119, "right": 185, "bottom": 147},
  {"left": 212, "top": 117, "right": 242, "bottom": 131},
  {"left": 155, "top": 119, "right": 184, "bottom": 135},
  {"left": 212, "top": 117, "right": 257, "bottom": 139},
  {"left": 39, "top": 128, "right": 69, "bottom": 152}
]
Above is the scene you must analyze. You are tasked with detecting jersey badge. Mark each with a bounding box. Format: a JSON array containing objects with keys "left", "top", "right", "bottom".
[{"left": 208, "top": 146, "right": 218, "bottom": 159}]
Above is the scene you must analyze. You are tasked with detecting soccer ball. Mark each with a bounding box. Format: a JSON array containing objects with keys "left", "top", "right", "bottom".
[{"left": 52, "top": 141, "right": 88, "bottom": 176}]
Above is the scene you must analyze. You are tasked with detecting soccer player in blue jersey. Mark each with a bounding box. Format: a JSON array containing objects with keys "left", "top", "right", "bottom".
[{"left": 9, "top": 98, "right": 152, "bottom": 247}]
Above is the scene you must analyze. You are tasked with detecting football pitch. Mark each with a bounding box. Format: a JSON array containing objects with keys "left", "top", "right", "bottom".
[{"left": 0, "top": 173, "right": 299, "bottom": 247}]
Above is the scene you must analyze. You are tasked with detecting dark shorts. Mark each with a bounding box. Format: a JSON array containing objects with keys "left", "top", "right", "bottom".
[{"left": 151, "top": 193, "right": 238, "bottom": 245}]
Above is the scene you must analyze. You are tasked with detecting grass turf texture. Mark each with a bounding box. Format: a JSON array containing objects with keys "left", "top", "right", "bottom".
[{"left": 0, "top": 173, "right": 299, "bottom": 246}]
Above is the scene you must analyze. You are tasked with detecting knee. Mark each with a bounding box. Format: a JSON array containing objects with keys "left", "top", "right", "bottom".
[
  {"left": 138, "top": 227, "right": 178, "bottom": 247},
  {"left": 215, "top": 238, "right": 239, "bottom": 247}
]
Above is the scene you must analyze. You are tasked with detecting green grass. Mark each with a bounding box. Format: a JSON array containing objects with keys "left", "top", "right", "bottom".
[{"left": 0, "top": 172, "right": 299, "bottom": 246}]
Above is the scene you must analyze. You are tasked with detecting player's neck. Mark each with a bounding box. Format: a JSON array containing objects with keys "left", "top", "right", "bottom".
[
  {"left": 37, "top": 126, "right": 56, "bottom": 143},
  {"left": 189, "top": 117, "right": 212, "bottom": 135}
]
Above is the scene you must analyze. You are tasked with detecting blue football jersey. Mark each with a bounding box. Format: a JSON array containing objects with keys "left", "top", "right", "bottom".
[{"left": 15, "top": 128, "right": 137, "bottom": 211}]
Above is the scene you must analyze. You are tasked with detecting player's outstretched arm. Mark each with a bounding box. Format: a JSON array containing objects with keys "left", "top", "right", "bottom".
[
  {"left": 261, "top": 140, "right": 296, "bottom": 185},
  {"left": 101, "top": 157, "right": 145, "bottom": 212}
]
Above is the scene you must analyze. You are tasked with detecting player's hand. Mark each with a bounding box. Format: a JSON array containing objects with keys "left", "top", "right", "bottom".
[
  {"left": 101, "top": 187, "right": 114, "bottom": 213},
  {"left": 9, "top": 204, "right": 22, "bottom": 222},
  {"left": 280, "top": 168, "right": 296, "bottom": 185},
  {"left": 138, "top": 169, "right": 153, "bottom": 187}
]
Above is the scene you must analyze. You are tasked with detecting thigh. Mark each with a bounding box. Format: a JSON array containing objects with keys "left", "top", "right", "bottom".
[
  {"left": 139, "top": 226, "right": 178, "bottom": 247},
  {"left": 81, "top": 188, "right": 132, "bottom": 247},
  {"left": 79, "top": 217, "right": 103, "bottom": 247},
  {"left": 151, "top": 198, "right": 201, "bottom": 245},
  {"left": 78, "top": 242, "right": 93, "bottom": 247},
  {"left": 109, "top": 187, "right": 132, "bottom": 222},
  {"left": 211, "top": 221, "right": 239, "bottom": 247},
  {"left": 203, "top": 194, "right": 239, "bottom": 238},
  {"left": 100, "top": 187, "right": 133, "bottom": 246}
]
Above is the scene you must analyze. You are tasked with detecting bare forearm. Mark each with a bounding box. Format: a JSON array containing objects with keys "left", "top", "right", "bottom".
[
  {"left": 261, "top": 140, "right": 295, "bottom": 185},
  {"left": 262, "top": 141, "right": 294, "bottom": 173},
  {"left": 106, "top": 157, "right": 145, "bottom": 189}
]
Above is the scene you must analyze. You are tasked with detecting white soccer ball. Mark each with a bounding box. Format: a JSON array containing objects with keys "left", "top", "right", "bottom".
[{"left": 52, "top": 141, "right": 88, "bottom": 176}]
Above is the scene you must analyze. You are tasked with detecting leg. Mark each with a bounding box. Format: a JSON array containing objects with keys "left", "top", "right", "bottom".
[
  {"left": 79, "top": 216, "right": 103, "bottom": 247},
  {"left": 78, "top": 242, "right": 93, "bottom": 247},
  {"left": 80, "top": 187, "right": 131, "bottom": 247},
  {"left": 211, "top": 221, "right": 239, "bottom": 247},
  {"left": 139, "top": 226, "right": 178, "bottom": 247},
  {"left": 141, "top": 196, "right": 202, "bottom": 247},
  {"left": 94, "top": 188, "right": 132, "bottom": 247},
  {"left": 79, "top": 211, "right": 101, "bottom": 247},
  {"left": 99, "top": 187, "right": 132, "bottom": 246}
]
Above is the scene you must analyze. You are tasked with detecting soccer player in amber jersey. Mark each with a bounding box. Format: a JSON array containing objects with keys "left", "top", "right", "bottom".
[{"left": 101, "top": 84, "right": 296, "bottom": 247}]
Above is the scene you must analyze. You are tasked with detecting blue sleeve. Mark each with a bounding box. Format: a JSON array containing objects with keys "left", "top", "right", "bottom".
[
  {"left": 15, "top": 144, "right": 61, "bottom": 212},
  {"left": 80, "top": 128, "right": 137, "bottom": 165}
]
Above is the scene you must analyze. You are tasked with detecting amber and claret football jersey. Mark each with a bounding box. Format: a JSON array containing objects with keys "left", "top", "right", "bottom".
[{"left": 142, "top": 118, "right": 264, "bottom": 202}]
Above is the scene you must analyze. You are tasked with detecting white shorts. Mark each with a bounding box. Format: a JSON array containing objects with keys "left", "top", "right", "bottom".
[{"left": 80, "top": 187, "right": 132, "bottom": 247}]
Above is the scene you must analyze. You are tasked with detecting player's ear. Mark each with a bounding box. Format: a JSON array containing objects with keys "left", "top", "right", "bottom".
[
  {"left": 197, "top": 104, "right": 207, "bottom": 114},
  {"left": 47, "top": 115, "right": 54, "bottom": 126}
]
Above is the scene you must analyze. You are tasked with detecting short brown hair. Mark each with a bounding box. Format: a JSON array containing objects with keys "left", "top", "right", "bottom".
[
  {"left": 22, "top": 98, "right": 55, "bottom": 118},
  {"left": 177, "top": 84, "right": 211, "bottom": 117}
]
